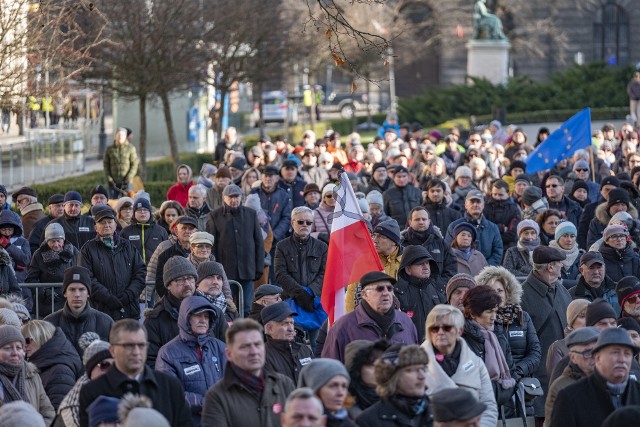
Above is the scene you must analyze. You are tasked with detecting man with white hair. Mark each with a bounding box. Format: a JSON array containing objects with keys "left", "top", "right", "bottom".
[
  {"left": 185, "top": 184, "right": 210, "bottom": 230},
  {"left": 12, "top": 186, "right": 44, "bottom": 238}
]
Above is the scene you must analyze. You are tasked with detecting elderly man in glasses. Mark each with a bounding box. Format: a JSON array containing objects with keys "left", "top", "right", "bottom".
[
  {"left": 322, "top": 271, "right": 418, "bottom": 363},
  {"left": 274, "top": 206, "right": 327, "bottom": 350}
]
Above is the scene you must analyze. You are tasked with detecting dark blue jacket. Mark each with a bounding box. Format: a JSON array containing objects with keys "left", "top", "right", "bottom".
[
  {"left": 444, "top": 215, "right": 503, "bottom": 266},
  {"left": 250, "top": 186, "right": 292, "bottom": 242},
  {"left": 155, "top": 296, "right": 227, "bottom": 427},
  {"left": 278, "top": 175, "right": 307, "bottom": 209}
]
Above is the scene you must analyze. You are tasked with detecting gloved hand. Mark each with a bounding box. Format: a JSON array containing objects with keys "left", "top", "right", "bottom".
[
  {"left": 0, "top": 236, "right": 10, "bottom": 248},
  {"left": 108, "top": 181, "right": 116, "bottom": 189},
  {"left": 118, "top": 292, "right": 131, "bottom": 306},
  {"left": 106, "top": 295, "right": 124, "bottom": 309},
  {"left": 292, "top": 288, "right": 315, "bottom": 312}
]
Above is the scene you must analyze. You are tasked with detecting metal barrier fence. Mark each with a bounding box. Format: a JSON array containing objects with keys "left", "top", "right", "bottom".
[{"left": 21, "top": 280, "right": 244, "bottom": 319}]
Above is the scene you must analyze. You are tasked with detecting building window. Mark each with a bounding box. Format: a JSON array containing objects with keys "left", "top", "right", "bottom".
[{"left": 593, "top": 0, "right": 629, "bottom": 65}]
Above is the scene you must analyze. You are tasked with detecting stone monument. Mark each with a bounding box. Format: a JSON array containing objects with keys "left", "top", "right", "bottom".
[{"left": 467, "top": 0, "right": 511, "bottom": 85}]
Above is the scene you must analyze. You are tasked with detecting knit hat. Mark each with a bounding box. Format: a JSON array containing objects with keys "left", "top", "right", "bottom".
[
  {"left": 63, "top": 266, "right": 92, "bottom": 294},
  {"left": 603, "top": 224, "right": 628, "bottom": 241},
  {"left": 0, "top": 401, "right": 46, "bottom": 427},
  {"left": 446, "top": 273, "right": 477, "bottom": 303},
  {"left": 163, "top": 256, "right": 197, "bottom": 287},
  {"left": 195, "top": 261, "right": 226, "bottom": 286},
  {"left": 611, "top": 211, "right": 633, "bottom": 227},
  {"left": 517, "top": 219, "right": 540, "bottom": 236},
  {"left": 82, "top": 336, "right": 111, "bottom": 375},
  {"left": 88, "top": 396, "right": 120, "bottom": 427},
  {"left": 618, "top": 317, "right": 640, "bottom": 336},
  {"left": 430, "top": 388, "right": 487, "bottom": 423},
  {"left": 200, "top": 163, "right": 217, "bottom": 178},
  {"left": 373, "top": 219, "right": 401, "bottom": 246},
  {"left": 585, "top": 298, "right": 617, "bottom": 326},
  {"left": 371, "top": 162, "right": 387, "bottom": 173},
  {"left": 63, "top": 190, "right": 82, "bottom": 204},
  {"left": 114, "top": 197, "right": 134, "bottom": 214},
  {"left": 133, "top": 197, "right": 152, "bottom": 213},
  {"left": 0, "top": 308, "right": 21, "bottom": 328},
  {"left": 514, "top": 173, "right": 531, "bottom": 185},
  {"left": 134, "top": 190, "right": 151, "bottom": 203},
  {"left": 358, "top": 197, "right": 370, "bottom": 214},
  {"left": 453, "top": 222, "right": 477, "bottom": 242},
  {"left": 322, "top": 184, "right": 336, "bottom": 199},
  {"left": 554, "top": 220, "right": 577, "bottom": 241},
  {"left": 602, "top": 406, "right": 640, "bottom": 427},
  {"left": 510, "top": 161, "right": 527, "bottom": 173},
  {"left": 230, "top": 157, "right": 247, "bottom": 171},
  {"left": 616, "top": 276, "right": 640, "bottom": 309},
  {"left": 521, "top": 186, "right": 543, "bottom": 206},
  {"left": 12, "top": 302, "right": 29, "bottom": 322},
  {"left": 189, "top": 231, "right": 214, "bottom": 246},
  {"left": 454, "top": 166, "right": 472, "bottom": 180},
  {"left": 566, "top": 299, "right": 589, "bottom": 327},
  {"left": 366, "top": 190, "right": 383, "bottom": 206},
  {"left": 0, "top": 325, "right": 24, "bottom": 348},
  {"left": 244, "top": 193, "right": 262, "bottom": 212},
  {"left": 600, "top": 176, "right": 620, "bottom": 189},
  {"left": 44, "top": 222, "right": 65, "bottom": 242},
  {"left": 571, "top": 179, "right": 589, "bottom": 196},
  {"left": 375, "top": 344, "right": 429, "bottom": 387},
  {"left": 573, "top": 159, "right": 590, "bottom": 171},
  {"left": 297, "top": 358, "right": 350, "bottom": 392},
  {"left": 607, "top": 188, "right": 630, "bottom": 211},
  {"left": 215, "top": 166, "right": 232, "bottom": 179}
]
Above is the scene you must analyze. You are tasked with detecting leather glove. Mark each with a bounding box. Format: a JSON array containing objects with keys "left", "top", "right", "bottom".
[
  {"left": 293, "top": 288, "right": 315, "bottom": 312},
  {"left": 0, "top": 236, "right": 10, "bottom": 248},
  {"left": 106, "top": 295, "right": 124, "bottom": 309},
  {"left": 118, "top": 292, "right": 131, "bottom": 306}
]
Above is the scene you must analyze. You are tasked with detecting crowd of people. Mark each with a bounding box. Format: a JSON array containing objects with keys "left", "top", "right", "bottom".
[{"left": 1, "top": 118, "right": 640, "bottom": 426}]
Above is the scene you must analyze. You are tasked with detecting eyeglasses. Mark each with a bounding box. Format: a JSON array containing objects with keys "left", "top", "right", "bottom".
[
  {"left": 112, "top": 342, "right": 148, "bottom": 351},
  {"left": 120, "top": 207, "right": 133, "bottom": 212},
  {"left": 428, "top": 324, "right": 455, "bottom": 333},
  {"left": 609, "top": 234, "right": 628, "bottom": 240},
  {"left": 192, "top": 243, "right": 212, "bottom": 249},
  {"left": 626, "top": 294, "right": 640, "bottom": 304},
  {"left": 97, "top": 360, "right": 113, "bottom": 371},
  {"left": 570, "top": 349, "right": 593, "bottom": 359},
  {"left": 172, "top": 276, "right": 196, "bottom": 287},
  {"left": 575, "top": 169, "right": 588, "bottom": 172},
  {"left": 368, "top": 284, "right": 394, "bottom": 293},
  {"left": 546, "top": 184, "right": 559, "bottom": 188},
  {"left": 296, "top": 220, "right": 313, "bottom": 226}
]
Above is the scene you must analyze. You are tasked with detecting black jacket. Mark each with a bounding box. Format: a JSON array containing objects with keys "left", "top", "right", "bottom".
[
  {"left": 44, "top": 302, "right": 114, "bottom": 357},
  {"left": 206, "top": 205, "right": 265, "bottom": 282},
  {"left": 356, "top": 398, "right": 432, "bottom": 427},
  {"left": 577, "top": 199, "right": 601, "bottom": 249},
  {"left": 78, "top": 235, "right": 146, "bottom": 320},
  {"left": 274, "top": 234, "right": 328, "bottom": 298},
  {"left": 483, "top": 198, "right": 522, "bottom": 249},
  {"left": 599, "top": 242, "right": 640, "bottom": 284},
  {"left": 462, "top": 319, "right": 515, "bottom": 375},
  {"left": 121, "top": 219, "right": 169, "bottom": 265},
  {"left": 250, "top": 186, "right": 292, "bottom": 242},
  {"left": 264, "top": 336, "right": 314, "bottom": 384},
  {"left": 278, "top": 175, "right": 307, "bottom": 208},
  {"left": 383, "top": 184, "right": 422, "bottom": 228},
  {"left": 550, "top": 369, "right": 640, "bottom": 427},
  {"left": 79, "top": 365, "right": 192, "bottom": 427},
  {"left": 400, "top": 226, "right": 457, "bottom": 291},
  {"left": 45, "top": 214, "right": 95, "bottom": 250},
  {"left": 546, "top": 196, "right": 582, "bottom": 229},
  {"left": 28, "top": 214, "right": 56, "bottom": 254},
  {"left": 28, "top": 328, "right": 82, "bottom": 410},
  {"left": 154, "top": 241, "right": 189, "bottom": 297},
  {"left": 365, "top": 177, "right": 390, "bottom": 194},
  {"left": 0, "top": 248, "right": 20, "bottom": 297},
  {"left": 568, "top": 275, "right": 619, "bottom": 316},
  {"left": 495, "top": 310, "right": 541, "bottom": 379},
  {"left": 25, "top": 241, "right": 78, "bottom": 317},
  {"left": 394, "top": 271, "right": 445, "bottom": 343}
]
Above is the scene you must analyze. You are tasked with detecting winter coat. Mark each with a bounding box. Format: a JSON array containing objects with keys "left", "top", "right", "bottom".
[
  {"left": 628, "top": 78, "right": 640, "bottom": 100},
  {"left": 599, "top": 242, "right": 640, "bottom": 284},
  {"left": 20, "top": 203, "right": 46, "bottom": 238},
  {"left": 383, "top": 184, "right": 422, "bottom": 228},
  {"left": 321, "top": 304, "right": 418, "bottom": 363},
  {"left": 28, "top": 327, "right": 82, "bottom": 409},
  {"left": 445, "top": 215, "right": 503, "bottom": 266},
  {"left": 250, "top": 186, "right": 292, "bottom": 242},
  {"left": 103, "top": 141, "right": 139, "bottom": 185},
  {"left": 0, "top": 248, "right": 20, "bottom": 297},
  {"left": 520, "top": 271, "right": 572, "bottom": 417},
  {"left": 355, "top": 398, "right": 432, "bottom": 427},
  {"left": 186, "top": 203, "right": 212, "bottom": 232},
  {"left": 213, "top": 139, "right": 245, "bottom": 164},
  {"left": 28, "top": 214, "right": 56, "bottom": 254},
  {"left": 503, "top": 246, "right": 533, "bottom": 277},
  {"left": 154, "top": 241, "right": 189, "bottom": 297},
  {"left": 206, "top": 205, "right": 265, "bottom": 282},
  {"left": 453, "top": 248, "right": 488, "bottom": 276},
  {"left": 205, "top": 186, "right": 224, "bottom": 212},
  {"left": 78, "top": 235, "right": 146, "bottom": 320},
  {"left": 78, "top": 364, "right": 192, "bottom": 427},
  {"left": 166, "top": 182, "right": 194, "bottom": 208},
  {"left": 26, "top": 241, "right": 78, "bottom": 317},
  {"left": 587, "top": 202, "right": 639, "bottom": 248},
  {"left": 563, "top": 175, "right": 599, "bottom": 204},
  {"left": 155, "top": 296, "right": 228, "bottom": 427},
  {"left": 483, "top": 198, "right": 522, "bottom": 249},
  {"left": 264, "top": 336, "right": 314, "bottom": 384},
  {"left": 44, "top": 302, "right": 114, "bottom": 357},
  {"left": 301, "top": 165, "right": 328, "bottom": 188},
  {"left": 462, "top": 319, "right": 515, "bottom": 374},
  {"left": 568, "top": 275, "right": 619, "bottom": 316},
  {"left": 145, "top": 295, "right": 228, "bottom": 368},
  {"left": 577, "top": 199, "right": 601, "bottom": 249},
  {"left": 400, "top": 226, "right": 457, "bottom": 291},
  {"left": 394, "top": 269, "right": 445, "bottom": 343},
  {"left": 422, "top": 199, "right": 462, "bottom": 235},
  {"left": 23, "top": 361, "right": 56, "bottom": 425},
  {"left": 549, "top": 369, "right": 640, "bottom": 427},
  {"left": 121, "top": 218, "right": 169, "bottom": 264},
  {"left": 201, "top": 363, "right": 295, "bottom": 427},
  {"left": 278, "top": 175, "right": 307, "bottom": 208},
  {"left": 0, "top": 211, "right": 31, "bottom": 282},
  {"left": 544, "top": 362, "right": 585, "bottom": 424},
  {"left": 365, "top": 177, "right": 390, "bottom": 195},
  {"left": 145, "top": 236, "right": 176, "bottom": 283},
  {"left": 546, "top": 196, "right": 582, "bottom": 228},
  {"left": 274, "top": 234, "right": 327, "bottom": 298},
  {"left": 422, "top": 339, "right": 498, "bottom": 427},
  {"left": 45, "top": 214, "right": 95, "bottom": 251}
]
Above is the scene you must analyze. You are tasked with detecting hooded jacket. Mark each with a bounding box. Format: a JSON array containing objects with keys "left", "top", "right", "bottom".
[
  {"left": 587, "top": 202, "right": 639, "bottom": 248},
  {"left": 166, "top": 164, "right": 195, "bottom": 207},
  {"left": 445, "top": 215, "right": 503, "bottom": 266},
  {"left": 400, "top": 225, "right": 457, "bottom": 291},
  {"left": 155, "top": 296, "right": 227, "bottom": 427},
  {"left": 599, "top": 241, "right": 640, "bottom": 284},
  {"left": 0, "top": 210, "right": 31, "bottom": 282}
]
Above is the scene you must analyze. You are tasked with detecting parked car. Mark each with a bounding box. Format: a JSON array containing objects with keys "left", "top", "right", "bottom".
[
  {"left": 251, "top": 90, "right": 298, "bottom": 127},
  {"left": 319, "top": 91, "right": 379, "bottom": 119}
]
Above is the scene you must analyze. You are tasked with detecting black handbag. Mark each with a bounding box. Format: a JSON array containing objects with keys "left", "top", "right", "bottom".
[{"left": 520, "top": 377, "right": 543, "bottom": 401}]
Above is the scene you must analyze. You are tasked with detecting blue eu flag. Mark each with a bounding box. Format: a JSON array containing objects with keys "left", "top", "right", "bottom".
[{"left": 525, "top": 108, "right": 592, "bottom": 174}]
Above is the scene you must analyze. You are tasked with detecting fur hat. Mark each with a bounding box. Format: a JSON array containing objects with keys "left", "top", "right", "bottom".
[
  {"left": 375, "top": 344, "right": 429, "bottom": 398},
  {"left": 297, "top": 358, "right": 350, "bottom": 392},
  {"left": 163, "top": 256, "right": 197, "bottom": 287},
  {"left": 114, "top": 197, "right": 134, "bottom": 214}
]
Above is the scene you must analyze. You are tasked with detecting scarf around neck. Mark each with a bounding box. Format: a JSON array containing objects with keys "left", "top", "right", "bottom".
[
  {"left": 496, "top": 304, "right": 522, "bottom": 327},
  {"left": 360, "top": 299, "right": 395, "bottom": 335},
  {"left": 389, "top": 394, "right": 428, "bottom": 418},
  {"left": 471, "top": 320, "right": 515, "bottom": 390},
  {"left": 454, "top": 246, "right": 473, "bottom": 261},
  {"left": 0, "top": 360, "right": 25, "bottom": 403},
  {"left": 230, "top": 362, "right": 265, "bottom": 399},
  {"left": 549, "top": 239, "right": 580, "bottom": 270}
]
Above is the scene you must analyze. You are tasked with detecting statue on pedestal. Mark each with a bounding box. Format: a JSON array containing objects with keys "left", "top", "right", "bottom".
[{"left": 472, "top": 0, "right": 507, "bottom": 40}]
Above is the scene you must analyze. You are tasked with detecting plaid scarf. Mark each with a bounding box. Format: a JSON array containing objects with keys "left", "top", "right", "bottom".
[{"left": 230, "top": 362, "right": 265, "bottom": 399}]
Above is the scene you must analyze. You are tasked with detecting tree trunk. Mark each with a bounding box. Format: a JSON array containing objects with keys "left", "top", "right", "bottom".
[
  {"left": 138, "top": 95, "right": 147, "bottom": 180},
  {"left": 216, "top": 87, "right": 228, "bottom": 143},
  {"left": 366, "top": 77, "right": 371, "bottom": 126},
  {"left": 257, "top": 83, "right": 265, "bottom": 138},
  {"left": 160, "top": 91, "right": 180, "bottom": 168}
]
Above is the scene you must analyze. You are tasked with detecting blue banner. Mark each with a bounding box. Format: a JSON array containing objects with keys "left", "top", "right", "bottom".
[{"left": 525, "top": 108, "right": 592, "bottom": 174}]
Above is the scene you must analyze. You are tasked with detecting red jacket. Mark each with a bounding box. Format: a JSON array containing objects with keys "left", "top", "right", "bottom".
[{"left": 166, "top": 182, "right": 194, "bottom": 207}]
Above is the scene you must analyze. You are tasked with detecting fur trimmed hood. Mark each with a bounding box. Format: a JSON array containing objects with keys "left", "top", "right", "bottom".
[
  {"left": 474, "top": 265, "right": 522, "bottom": 305},
  {"left": 595, "top": 201, "right": 638, "bottom": 225}
]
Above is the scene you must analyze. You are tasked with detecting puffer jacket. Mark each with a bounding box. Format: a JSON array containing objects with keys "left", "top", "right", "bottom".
[
  {"left": 26, "top": 241, "right": 78, "bottom": 317},
  {"left": 0, "top": 247, "right": 20, "bottom": 297},
  {"left": 382, "top": 184, "right": 422, "bottom": 228},
  {"left": 274, "top": 234, "right": 327, "bottom": 298},
  {"left": 155, "top": 296, "right": 227, "bottom": 427},
  {"left": 445, "top": 215, "right": 503, "bottom": 266},
  {"left": 28, "top": 327, "right": 82, "bottom": 409},
  {"left": 483, "top": 198, "right": 522, "bottom": 249},
  {"left": 121, "top": 218, "right": 169, "bottom": 264},
  {"left": 278, "top": 175, "right": 307, "bottom": 208},
  {"left": 0, "top": 209, "right": 31, "bottom": 282},
  {"left": 599, "top": 242, "right": 640, "bottom": 283},
  {"left": 103, "top": 141, "right": 139, "bottom": 185},
  {"left": 422, "top": 199, "right": 462, "bottom": 234},
  {"left": 250, "top": 186, "right": 292, "bottom": 242},
  {"left": 587, "top": 202, "right": 639, "bottom": 248},
  {"left": 476, "top": 267, "right": 541, "bottom": 378},
  {"left": 45, "top": 214, "right": 96, "bottom": 251},
  {"left": 400, "top": 225, "right": 457, "bottom": 291},
  {"left": 78, "top": 234, "right": 146, "bottom": 320},
  {"left": 568, "top": 275, "right": 619, "bottom": 317},
  {"left": 264, "top": 335, "right": 314, "bottom": 384},
  {"left": 23, "top": 361, "right": 56, "bottom": 425}
]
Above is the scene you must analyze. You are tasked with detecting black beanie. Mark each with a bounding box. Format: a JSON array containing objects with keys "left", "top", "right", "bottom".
[
  {"left": 571, "top": 179, "right": 589, "bottom": 195},
  {"left": 585, "top": 298, "right": 617, "bottom": 326},
  {"left": 63, "top": 266, "right": 92, "bottom": 295}
]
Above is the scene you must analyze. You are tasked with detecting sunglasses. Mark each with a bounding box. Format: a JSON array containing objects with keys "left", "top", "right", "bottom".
[
  {"left": 324, "top": 194, "right": 334, "bottom": 199},
  {"left": 428, "top": 324, "right": 455, "bottom": 333},
  {"left": 546, "top": 184, "right": 559, "bottom": 188},
  {"left": 627, "top": 294, "right": 640, "bottom": 304},
  {"left": 296, "top": 220, "right": 313, "bottom": 226},
  {"left": 25, "top": 337, "right": 34, "bottom": 345},
  {"left": 98, "top": 360, "right": 113, "bottom": 371},
  {"left": 368, "top": 285, "right": 394, "bottom": 293},
  {"left": 575, "top": 169, "right": 588, "bottom": 172}
]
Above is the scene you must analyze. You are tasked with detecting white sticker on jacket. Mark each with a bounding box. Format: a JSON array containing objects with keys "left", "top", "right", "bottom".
[
  {"left": 184, "top": 365, "right": 201, "bottom": 376},
  {"left": 299, "top": 357, "right": 312, "bottom": 366},
  {"left": 462, "top": 361, "right": 474, "bottom": 372},
  {"left": 128, "top": 235, "right": 141, "bottom": 241},
  {"left": 509, "top": 331, "right": 524, "bottom": 338},
  {"left": 79, "top": 227, "right": 90, "bottom": 232}
]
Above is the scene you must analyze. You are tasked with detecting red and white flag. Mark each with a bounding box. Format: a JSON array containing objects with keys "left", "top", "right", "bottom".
[{"left": 321, "top": 171, "right": 383, "bottom": 326}]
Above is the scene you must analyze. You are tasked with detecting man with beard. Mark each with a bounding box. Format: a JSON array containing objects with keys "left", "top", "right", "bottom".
[
  {"left": 422, "top": 179, "right": 461, "bottom": 233},
  {"left": 483, "top": 179, "right": 521, "bottom": 250}
]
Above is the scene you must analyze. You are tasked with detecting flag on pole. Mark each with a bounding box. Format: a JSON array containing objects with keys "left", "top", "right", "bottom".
[
  {"left": 321, "top": 171, "right": 383, "bottom": 326},
  {"left": 525, "top": 107, "right": 592, "bottom": 174}
]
